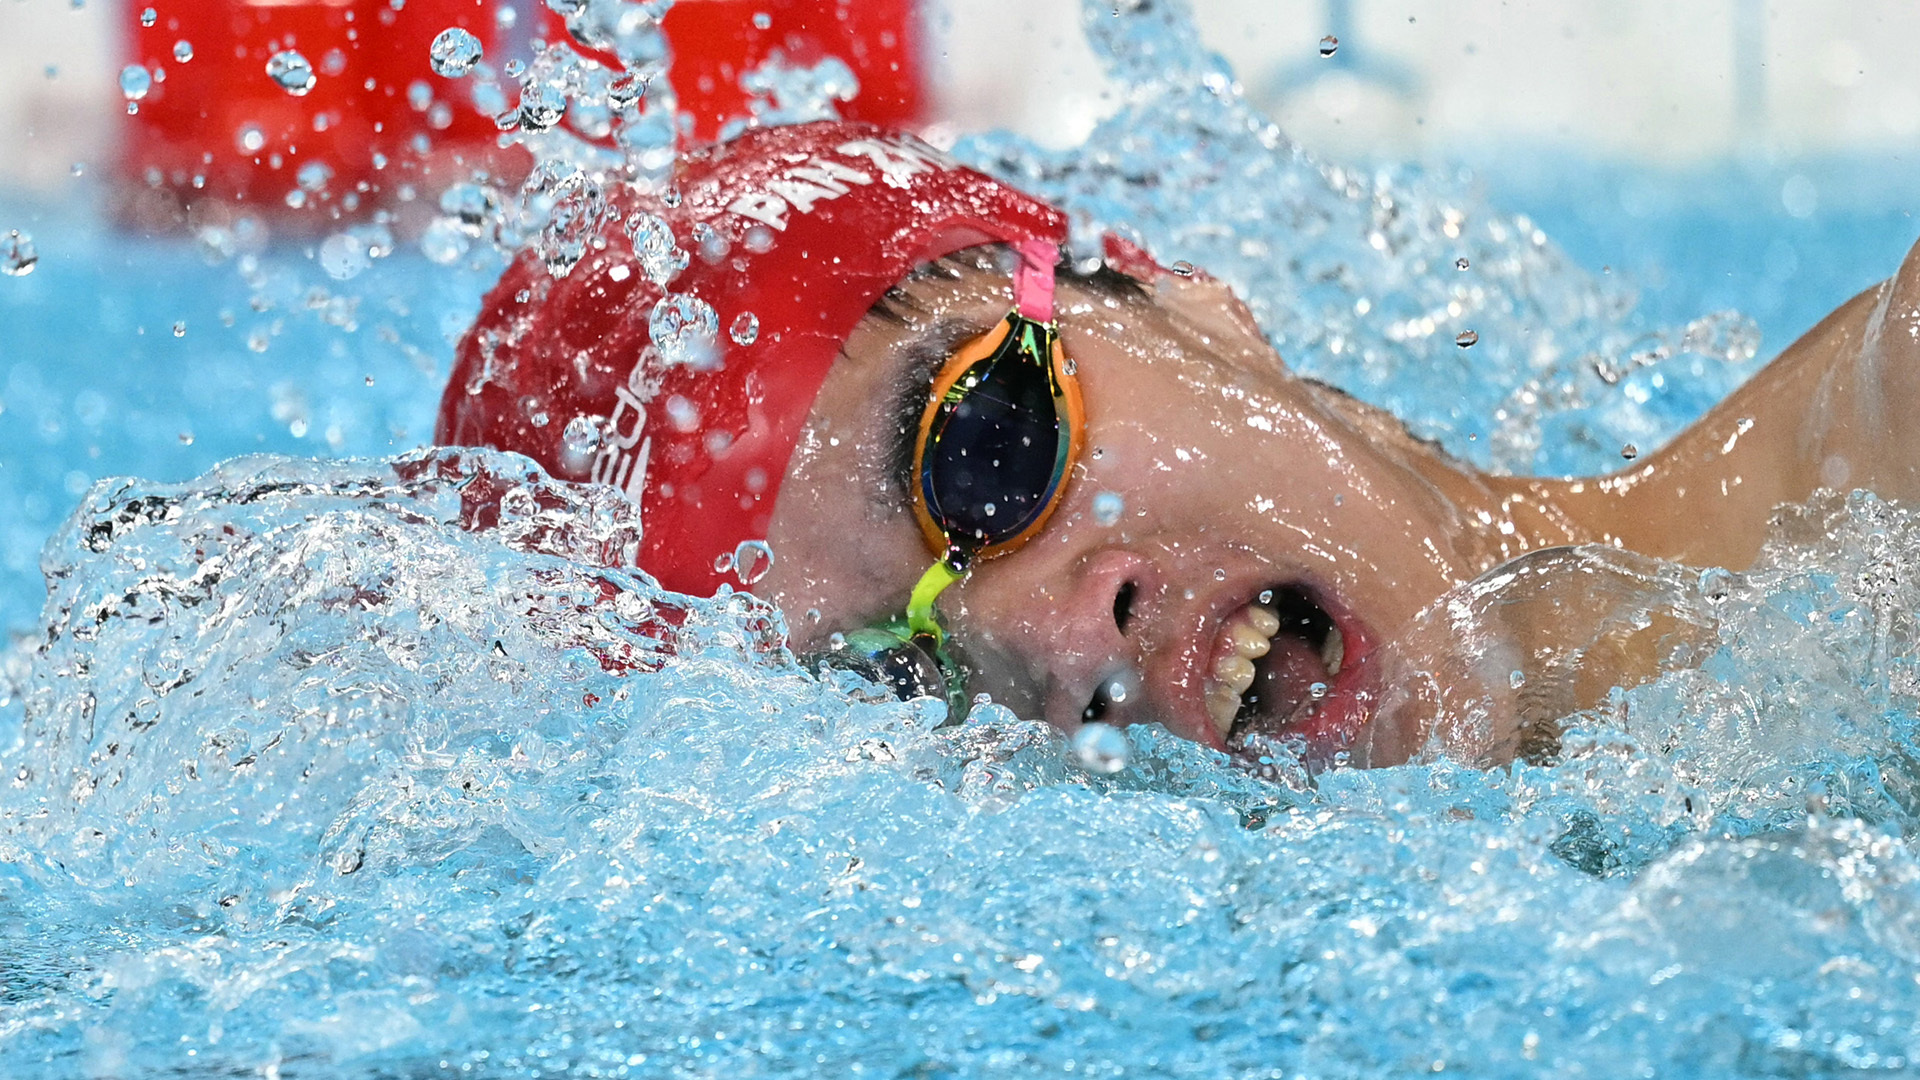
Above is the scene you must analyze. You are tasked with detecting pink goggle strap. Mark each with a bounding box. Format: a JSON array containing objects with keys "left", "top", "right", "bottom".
[{"left": 1012, "top": 238, "right": 1059, "bottom": 324}]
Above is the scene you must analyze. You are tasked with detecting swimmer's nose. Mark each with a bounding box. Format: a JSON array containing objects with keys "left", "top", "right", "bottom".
[{"left": 1023, "top": 548, "right": 1157, "bottom": 732}]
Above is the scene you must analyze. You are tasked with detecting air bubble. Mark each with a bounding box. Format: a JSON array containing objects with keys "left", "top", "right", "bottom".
[
  {"left": 172, "top": 40, "right": 193, "bottom": 63},
  {"left": 730, "top": 312, "right": 760, "bottom": 346},
  {"left": 237, "top": 125, "right": 267, "bottom": 154},
  {"left": 1, "top": 231, "right": 38, "bottom": 277},
  {"left": 140, "top": 7, "right": 156, "bottom": 27},
  {"left": 1509, "top": 669, "right": 1526, "bottom": 689},
  {"left": 1072, "top": 723, "right": 1131, "bottom": 774},
  {"left": 732, "top": 540, "right": 775, "bottom": 585},
  {"left": 1213, "top": 568, "right": 1227, "bottom": 581},
  {"left": 1698, "top": 566, "right": 1734, "bottom": 603},
  {"left": 1318, "top": 35, "right": 1339, "bottom": 57},
  {"left": 178, "top": 431, "right": 193, "bottom": 445},
  {"left": 1308, "top": 681, "right": 1328, "bottom": 700},
  {"left": 1620, "top": 444, "right": 1638, "bottom": 461},
  {"left": 429, "top": 28, "right": 484, "bottom": 78},
  {"left": 1455, "top": 257, "right": 1469, "bottom": 271},
  {"left": 713, "top": 551, "right": 736, "bottom": 574},
  {"left": 265, "top": 51, "right": 317, "bottom": 96},
  {"left": 1092, "top": 491, "right": 1124, "bottom": 526},
  {"left": 1455, "top": 330, "right": 1479, "bottom": 348},
  {"left": 1170, "top": 260, "right": 1195, "bottom": 277},
  {"left": 752, "top": 11, "right": 772, "bottom": 29},
  {"left": 171, "top": 321, "right": 185, "bottom": 337}
]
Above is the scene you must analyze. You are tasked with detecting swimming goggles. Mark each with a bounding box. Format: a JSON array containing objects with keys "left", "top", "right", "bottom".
[{"left": 811, "top": 239, "right": 1084, "bottom": 717}]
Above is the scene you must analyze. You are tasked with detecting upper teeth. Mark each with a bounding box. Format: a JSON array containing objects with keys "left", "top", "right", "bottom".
[{"left": 1204, "top": 599, "right": 1345, "bottom": 740}]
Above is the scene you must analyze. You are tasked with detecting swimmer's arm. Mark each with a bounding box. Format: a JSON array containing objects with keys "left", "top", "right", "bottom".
[{"left": 1554, "top": 234, "right": 1920, "bottom": 571}]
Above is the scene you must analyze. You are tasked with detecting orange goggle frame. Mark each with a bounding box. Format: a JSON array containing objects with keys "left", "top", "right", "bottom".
[{"left": 910, "top": 310, "right": 1085, "bottom": 568}]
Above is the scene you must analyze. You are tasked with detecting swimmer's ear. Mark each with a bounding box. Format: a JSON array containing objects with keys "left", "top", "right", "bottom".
[{"left": 1150, "top": 271, "right": 1277, "bottom": 367}]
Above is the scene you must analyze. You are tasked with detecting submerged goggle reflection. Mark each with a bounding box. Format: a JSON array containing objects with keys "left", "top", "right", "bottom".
[{"left": 809, "top": 241, "right": 1084, "bottom": 717}]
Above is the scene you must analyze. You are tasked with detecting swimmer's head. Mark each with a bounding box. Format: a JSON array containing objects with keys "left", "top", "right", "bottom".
[
  {"left": 437, "top": 120, "right": 1068, "bottom": 594},
  {"left": 440, "top": 121, "right": 1559, "bottom": 763}
]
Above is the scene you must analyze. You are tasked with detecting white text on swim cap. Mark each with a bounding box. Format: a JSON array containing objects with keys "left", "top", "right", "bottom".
[{"left": 725, "top": 136, "right": 951, "bottom": 231}]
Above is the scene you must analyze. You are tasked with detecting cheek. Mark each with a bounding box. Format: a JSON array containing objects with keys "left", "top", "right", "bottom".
[{"left": 762, "top": 454, "right": 928, "bottom": 641}]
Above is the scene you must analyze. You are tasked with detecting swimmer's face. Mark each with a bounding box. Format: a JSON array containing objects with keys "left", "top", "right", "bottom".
[{"left": 761, "top": 253, "right": 1561, "bottom": 762}]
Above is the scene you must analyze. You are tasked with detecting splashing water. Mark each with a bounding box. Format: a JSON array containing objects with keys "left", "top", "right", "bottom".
[
  {"left": 3, "top": 0, "right": 1920, "bottom": 1075},
  {"left": 4, "top": 451, "right": 1920, "bottom": 1077},
  {"left": 956, "top": 0, "right": 1766, "bottom": 476}
]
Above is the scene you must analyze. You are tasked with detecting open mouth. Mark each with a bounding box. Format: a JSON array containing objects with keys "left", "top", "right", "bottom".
[{"left": 1204, "top": 584, "right": 1347, "bottom": 745}]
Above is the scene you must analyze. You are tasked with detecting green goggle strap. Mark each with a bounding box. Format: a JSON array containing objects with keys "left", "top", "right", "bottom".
[{"left": 905, "top": 559, "right": 965, "bottom": 643}]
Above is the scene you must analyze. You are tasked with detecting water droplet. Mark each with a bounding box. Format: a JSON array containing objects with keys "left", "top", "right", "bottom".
[
  {"left": 1508, "top": 669, "right": 1526, "bottom": 690},
  {"left": 118, "top": 64, "right": 152, "bottom": 102},
  {"left": 649, "top": 294, "right": 720, "bottom": 369},
  {"left": 1092, "top": 491, "right": 1124, "bottom": 526},
  {"left": 732, "top": 540, "right": 775, "bottom": 585},
  {"left": 713, "top": 551, "right": 736, "bottom": 574},
  {"left": 1072, "top": 723, "right": 1130, "bottom": 774},
  {"left": 1620, "top": 443, "right": 1638, "bottom": 461},
  {"left": 1455, "top": 257, "right": 1469, "bottom": 271},
  {"left": 171, "top": 320, "right": 186, "bottom": 337},
  {"left": 1318, "top": 35, "right": 1339, "bottom": 57},
  {"left": 516, "top": 83, "right": 567, "bottom": 131},
  {"left": 265, "top": 50, "right": 317, "bottom": 96},
  {"left": 1257, "top": 589, "right": 1274, "bottom": 605},
  {"left": 1213, "top": 568, "right": 1227, "bottom": 581},
  {"left": 429, "top": 27, "right": 484, "bottom": 77},
  {"left": 140, "top": 7, "right": 156, "bottom": 27},
  {"left": 624, "top": 211, "right": 688, "bottom": 284},
  {"left": 1, "top": 231, "right": 38, "bottom": 277},
  {"left": 296, "top": 160, "right": 333, "bottom": 193},
  {"left": 1170, "top": 260, "right": 1195, "bottom": 277},
  {"left": 982, "top": 502, "right": 997, "bottom": 518},
  {"left": 664, "top": 395, "right": 700, "bottom": 432},
  {"left": 1307, "top": 681, "right": 1328, "bottom": 700},
  {"left": 558, "top": 415, "right": 605, "bottom": 475},
  {"left": 729, "top": 311, "right": 760, "bottom": 346},
  {"left": 173, "top": 39, "right": 193, "bottom": 63},
  {"left": 178, "top": 431, "right": 193, "bottom": 445},
  {"left": 421, "top": 218, "right": 471, "bottom": 265},
  {"left": 752, "top": 11, "right": 772, "bottom": 29},
  {"left": 743, "top": 224, "right": 775, "bottom": 253},
  {"left": 237, "top": 124, "right": 267, "bottom": 153},
  {"left": 364, "top": 375, "right": 376, "bottom": 387},
  {"left": 318, "top": 232, "right": 371, "bottom": 281},
  {"left": 1455, "top": 330, "right": 1479, "bottom": 348}
]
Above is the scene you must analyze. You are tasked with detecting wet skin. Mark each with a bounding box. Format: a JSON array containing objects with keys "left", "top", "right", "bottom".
[{"left": 758, "top": 235, "right": 1920, "bottom": 765}]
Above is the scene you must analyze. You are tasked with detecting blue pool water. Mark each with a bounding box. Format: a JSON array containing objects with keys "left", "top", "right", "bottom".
[{"left": 4, "top": 1, "right": 1920, "bottom": 1075}]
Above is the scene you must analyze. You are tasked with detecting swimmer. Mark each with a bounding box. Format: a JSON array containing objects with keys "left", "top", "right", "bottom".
[{"left": 440, "top": 120, "right": 1920, "bottom": 768}]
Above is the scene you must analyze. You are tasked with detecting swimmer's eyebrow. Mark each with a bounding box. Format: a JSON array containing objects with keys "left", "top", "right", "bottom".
[{"left": 879, "top": 317, "right": 991, "bottom": 499}]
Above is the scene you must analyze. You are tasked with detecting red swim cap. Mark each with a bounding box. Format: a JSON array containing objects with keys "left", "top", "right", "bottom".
[{"left": 437, "top": 121, "right": 1070, "bottom": 596}]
